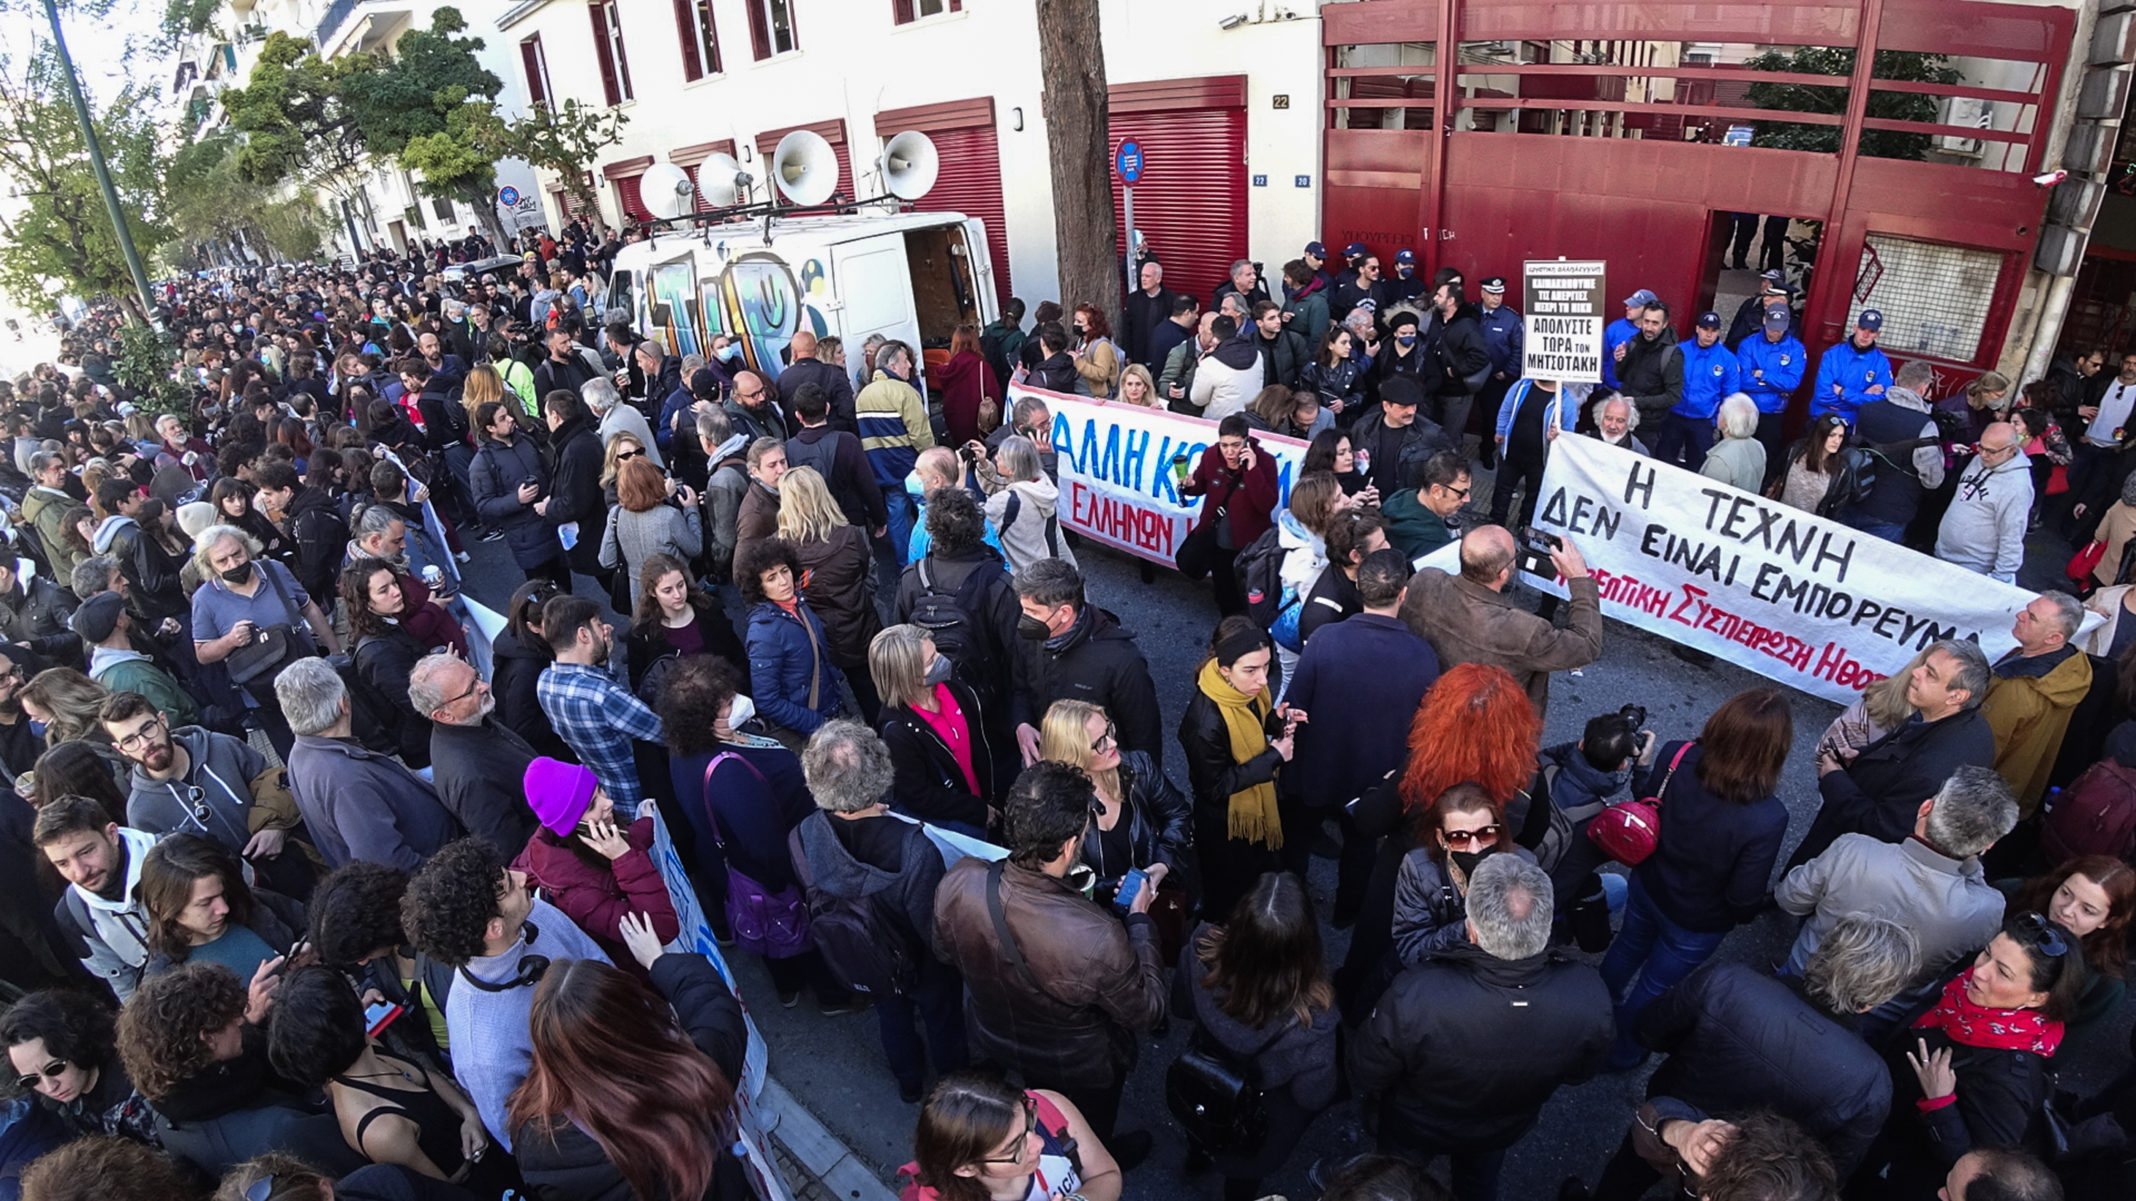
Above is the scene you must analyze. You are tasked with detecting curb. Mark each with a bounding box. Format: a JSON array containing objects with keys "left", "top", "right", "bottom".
[{"left": 760, "top": 1078, "right": 900, "bottom": 1201}]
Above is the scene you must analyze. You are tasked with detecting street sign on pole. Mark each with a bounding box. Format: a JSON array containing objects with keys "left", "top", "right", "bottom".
[
  {"left": 498, "top": 186, "right": 521, "bottom": 206},
  {"left": 1115, "top": 141, "right": 1143, "bottom": 184},
  {"left": 1522, "top": 259, "right": 1607, "bottom": 384}
]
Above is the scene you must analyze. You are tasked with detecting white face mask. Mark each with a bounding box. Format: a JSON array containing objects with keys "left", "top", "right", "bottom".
[{"left": 725, "top": 694, "right": 756, "bottom": 730}]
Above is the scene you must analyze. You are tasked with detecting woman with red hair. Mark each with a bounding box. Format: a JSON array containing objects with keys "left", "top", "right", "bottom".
[
  {"left": 1334, "top": 663, "right": 1542, "bottom": 1017},
  {"left": 1070, "top": 304, "right": 1120, "bottom": 399},
  {"left": 936, "top": 323, "right": 1001, "bottom": 446},
  {"left": 510, "top": 914, "right": 748, "bottom": 1201}
]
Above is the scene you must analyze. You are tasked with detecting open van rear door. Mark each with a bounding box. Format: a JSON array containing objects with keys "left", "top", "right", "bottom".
[{"left": 831, "top": 234, "right": 924, "bottom": 389}]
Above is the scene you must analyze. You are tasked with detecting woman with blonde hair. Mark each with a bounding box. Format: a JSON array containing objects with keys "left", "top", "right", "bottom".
[
  {"left": 599, "top": 430, "right": 648, "bottom": 497},
  {"left": 1041, "top": 697, "right": 1193, "bottom": 910},
  {"left": 1115, "top": 364, "right": 1159, "bottom": 410},
  {"left": 20, "top": 668, "right": 113, "bottom": 749},
  {"left": 872, "top": 624, "right": 996, "bottom": 838},
  {"left": 1818, "top": 646, "right": 1928, "bottom": 759},
  {"left": 458, "top": 362, "right": 536, "bottom": 439},
  {"left": 778, "top": 466, "right": 882, "bottom": 720},
  {"left": 598, "top": 455, "right": 700, "bottom": 600}
]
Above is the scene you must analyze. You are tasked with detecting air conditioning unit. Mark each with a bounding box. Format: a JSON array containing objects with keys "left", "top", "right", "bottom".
[{"left": 1935, "top": 96, "right": 1992, "bottom": 157}]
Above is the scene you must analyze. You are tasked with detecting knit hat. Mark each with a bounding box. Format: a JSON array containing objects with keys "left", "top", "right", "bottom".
[
  {"left": 524, "top": 757, "right": 599, "bottom": 836},
  {"left": 68, "top": 591, "right": 124, "bottom": 644},
  {"left": 176, "top": 502, "right": 217, "bottom": 539}
]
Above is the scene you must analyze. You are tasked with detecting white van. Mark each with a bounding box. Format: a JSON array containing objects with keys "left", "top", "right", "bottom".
[{"left": 606, "top": 210, "right": 998, "bottom": 394}]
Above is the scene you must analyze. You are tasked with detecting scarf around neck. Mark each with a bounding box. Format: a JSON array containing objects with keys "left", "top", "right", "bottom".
[
  {"left": 1195, "top": 658, "right": 1281, "bottom": 849},
  {"left": 1913, "top": 967, "right": 2063, "bottom": 1058}
]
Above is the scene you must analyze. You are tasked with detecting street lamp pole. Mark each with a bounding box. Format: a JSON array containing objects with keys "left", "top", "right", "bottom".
[{"left": 40, "top": 0, "right": 157, "bottom": 325}]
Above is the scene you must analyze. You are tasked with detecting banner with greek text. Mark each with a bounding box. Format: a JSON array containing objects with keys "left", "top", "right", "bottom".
[
  {"left": 1530, "top": 436, "right": 2035, "bottom": 704},
  {"left": 1014, "top": 387, "right": 1310, "bottom": 567}
]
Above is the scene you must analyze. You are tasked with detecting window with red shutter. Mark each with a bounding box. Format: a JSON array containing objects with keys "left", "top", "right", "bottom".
[
  {"left": 892, "top": 0, "right": 959, "bottom": 22},
  {"left": 745, "top": 0, "right": 799, "bottom": 61},
  {"left": 589, "top": 0, "right": 633, "bottom": 105},
  {"left": 674, "top": 0, "right": 721, "bottom": 80},
  {"left": 519, "top": 35, "right": 550, "bottom": 109}
]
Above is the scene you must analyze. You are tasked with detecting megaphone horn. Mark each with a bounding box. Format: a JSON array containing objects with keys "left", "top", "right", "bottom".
[
  {"left": 771, "top": 130, "right": 838, "bottom": 207},
  {"left": 881, "top": 130, "right": 939, "bottom": 202},
  {"left": 698, "top": 152, "right": 751, "bottom": 209}
]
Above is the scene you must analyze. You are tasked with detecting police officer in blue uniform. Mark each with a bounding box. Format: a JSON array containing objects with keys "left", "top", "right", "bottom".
[{"left": 1474, "top": 276, "right": 1525, "bottom": 469}]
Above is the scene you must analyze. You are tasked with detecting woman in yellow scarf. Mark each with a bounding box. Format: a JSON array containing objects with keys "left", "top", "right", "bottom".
[{"left": 1179, "top": 615, "right": 1304, "bottom": 916}]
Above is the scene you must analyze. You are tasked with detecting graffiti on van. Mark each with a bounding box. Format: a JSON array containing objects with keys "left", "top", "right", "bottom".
[{"left": 641, "top": 251, "right": 831, "bottom": 378}]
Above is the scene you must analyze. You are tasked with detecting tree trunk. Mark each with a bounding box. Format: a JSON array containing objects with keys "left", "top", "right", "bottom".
[
  {"left": 468, "top": 184, "right": 511, "bottom": 255},
  {"left": 1035, "top": 0, "right": 1118, "bottom": 333}
]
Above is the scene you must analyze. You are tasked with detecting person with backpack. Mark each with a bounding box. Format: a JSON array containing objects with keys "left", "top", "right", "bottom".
[
  {"left": 794, "top": 720, "right": 968, "bottom": 1103},
  {"left": 1531, "top": 710, "right": 1647, "bottom": 931},
  {"left": 1171, "top": 871, "right": 1339, "bottom": 1201},
  {"left": 2044, "top": 718, "right": 2136, "bottom": 867},
  {"left": 1179, "top": 415, "right": 1279, "bottom": 617},
  {"left": 980, "top": 299, "right": 1027, "bottom": 393},
  {"left": 973, "top": 435, "right": 1076, "bottom": 576},
  {"left": 1242, "top": 473, "right": 1342, "bottom": 693},
  {"left": 1841, "top": 359, "right": 1948, "bottom": 543},
  {"left": 871, "top": 625, "right": 999, "bottom": 841}
]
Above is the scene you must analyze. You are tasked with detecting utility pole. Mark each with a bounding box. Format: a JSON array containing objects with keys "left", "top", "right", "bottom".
[{"left": 41, "top": 0, "right": 157, "bottom": 325}]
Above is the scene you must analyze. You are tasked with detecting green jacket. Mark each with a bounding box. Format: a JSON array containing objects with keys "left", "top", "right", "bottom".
[
  {"left": 1382, "top": 489, "right": 1454, "bottom": 561},
  {"left": 983, "top": 320, "right": 1025, "bottom": 372},
  {"left": 90, "top": 647, "right": 197, "bottom": 728},
  {"left": 22, "top": 486, "right": 82, "bottom": 593},
  {"left": 1283, "top": 293, "right": 1330, "bottom": 347}
]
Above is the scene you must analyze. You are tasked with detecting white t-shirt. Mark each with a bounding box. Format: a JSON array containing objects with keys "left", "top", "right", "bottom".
[{"left": 2085, "top": 378, "right": 2136, "bottom": 445}]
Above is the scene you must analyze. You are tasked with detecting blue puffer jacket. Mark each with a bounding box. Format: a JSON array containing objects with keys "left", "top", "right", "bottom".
[{"left": 745, "top": 600, "right": 845, "bottom": 736}]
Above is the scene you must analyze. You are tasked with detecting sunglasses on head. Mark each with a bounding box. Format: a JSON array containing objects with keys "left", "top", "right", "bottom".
[
  {"left": 2017, "top": 911, "right": 2072, "bottom": 958},
  {"left": 14, "top": 1059, "right": 65, "bottom": 1092}
]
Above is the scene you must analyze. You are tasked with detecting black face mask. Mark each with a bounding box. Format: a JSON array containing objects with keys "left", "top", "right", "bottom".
[
  {"left": 1017, "top": 614, "right": 1053, "bottom": 642},
  {"left": 1448, "top": 845, "right": 1497, "bottom": 877},
  {"left": 219, "top": 563, "right": 254, "bottom": 585}
]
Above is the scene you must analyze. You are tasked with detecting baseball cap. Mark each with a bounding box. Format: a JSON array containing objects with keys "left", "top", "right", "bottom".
[
  {"left": 1762, "top": 305, "right": 1791, "bottom": 333},
  {"left": 1480, "top": 276, "right": 1506, "bottom": 294},
  {"left": 1304, "top": 241, "right": 1327, "bottom": 259},
  {"left": 1394, "top": 248, "right": 1416, "bottom": 264},
  {"left": 1856, "top": 309, "right": 1883, "bottom": 331},
  {"left": 1623, "top": 288, "right": 1659, "bottom": 308},
  {"left": 1759, "top": 269, "right": 1787, "bottom": 292},
  {"left": 1696, "top": 311, "right": 1722, "bottom": 329},
  {"left": 1344, "top": 241, "right": 1369, "bottom": 259}
]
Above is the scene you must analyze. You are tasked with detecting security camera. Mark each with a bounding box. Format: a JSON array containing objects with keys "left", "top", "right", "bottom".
[
  {"left": 2033, "top": 169, "right": 2069, "bottom": 187},
  {"left": 1217, "top": 13, "right": 1247, "bottom": 29}
]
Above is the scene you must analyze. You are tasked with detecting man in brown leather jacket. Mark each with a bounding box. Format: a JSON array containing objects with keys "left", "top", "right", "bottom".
[
  {"left": 932, "top": 761, "right": 1164, "bottom": 1163},
  {"left": 1399, "top": 525, "right": 1603, "bottom": 718}
]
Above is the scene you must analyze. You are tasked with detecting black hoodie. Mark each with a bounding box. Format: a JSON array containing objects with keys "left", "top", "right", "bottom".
[{"left": 279, "top": 485, "right": 348, "bottom": 601}]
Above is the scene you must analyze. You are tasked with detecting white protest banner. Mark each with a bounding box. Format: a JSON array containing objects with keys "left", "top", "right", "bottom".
[
  {"left": 1523, "top": 260, "right": 1606, "bottom": 384},
  {"left": 646, "top": 809, "right": 794, "bottom": 1201},
  {"left": 1012, "top": 386, "right": 1309, "bottom": 567},
  {"left": 1530, "top": 436, "right": 2034, "bottom": 704}
]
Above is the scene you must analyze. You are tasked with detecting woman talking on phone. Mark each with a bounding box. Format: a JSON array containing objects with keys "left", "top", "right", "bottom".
[{"left": 1177, "top": 415, "right": 1279, "bottom": 617}]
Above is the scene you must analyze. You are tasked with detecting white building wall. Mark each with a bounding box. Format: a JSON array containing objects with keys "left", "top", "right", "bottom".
[{"left": 497, "top": 0, "right": 1326, "bottom": 304}]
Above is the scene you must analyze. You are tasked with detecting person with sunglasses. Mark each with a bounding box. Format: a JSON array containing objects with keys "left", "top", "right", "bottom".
[
  {"left": 902, "top": 1071, "right": 1125, "bottom": 1201},
  {"left": 2, "top": 989, "right": 145, "bottom": 1141},
  {"left": 1389, "top": 782, "right": 1536, "bottom": 969},
  {"left": 1855, "top": 912, "right": 2088, "bottom": 1198},
  {"left": 1040, "top": 698, "right": 1192, "bottom": 915}
]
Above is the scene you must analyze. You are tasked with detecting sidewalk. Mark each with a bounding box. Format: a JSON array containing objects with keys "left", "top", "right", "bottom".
[{"left": 760, "top": 1078, "right": 901, "bottom": 1201}]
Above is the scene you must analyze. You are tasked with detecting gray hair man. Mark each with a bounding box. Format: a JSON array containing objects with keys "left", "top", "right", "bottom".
[
  {"left": 582, "top": 374, "right": 663, "bottom": 470},
  {"left": 1982, "top": 590, "right": 2091, "bottom": 812},
  {"left": 1349, "top": 854, "right": 1613, "bottom": 1191},
  {"left": 1595, "top": 914, "right": 1919, "bottom": 1189},
  {"left": 410, "top": 652, "right": 539, "bottom": 853},
  {"left": 1935, "top": 420, "right": 2032, "bottom": 584},
  {"left": 276, "top": 657, "right": 460, "bottom": 870},
  {"left": 1778, "top": 764, "right": 2014, "bottom": 1024}
]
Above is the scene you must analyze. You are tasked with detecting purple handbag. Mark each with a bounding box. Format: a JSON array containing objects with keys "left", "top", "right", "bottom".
[{"left": 699, "top": 752, "right": 812, "bottom": 959}]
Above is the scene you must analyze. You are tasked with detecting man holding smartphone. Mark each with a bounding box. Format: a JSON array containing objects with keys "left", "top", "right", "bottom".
[
  {"left": 469, "top": 401, "right": 570, "bottom": 587},
  {"left": 1399, "top": 525, "right": 1603, "bottom": 718}
]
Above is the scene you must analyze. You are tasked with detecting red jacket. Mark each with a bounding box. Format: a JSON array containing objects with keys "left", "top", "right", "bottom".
[
  {"left": 1180, "top": 440, "right": 1279, "bottom": 547},
  {"left": 512, "top": 816, "right": 681, "bottom": 973},
  {"left": 935, "top": 350, "right": 1001, "bottom": 447}
]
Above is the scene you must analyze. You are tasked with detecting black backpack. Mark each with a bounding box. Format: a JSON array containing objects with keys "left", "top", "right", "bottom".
[
  {"left": 1233, "top": 525, "right": 1287, "bottom": 628},
  {"left": 979, "top": 328, "right": 1013, "bottom": 391},
  {"left": 906, "top": 556, "right": 1003, "bottom": 703},
  {"left": 1165, "top": 1021, "right": 1287, "bottom": 1154},
  {"left": 785, "top": 826, "right": 919, "bottom": 996}
]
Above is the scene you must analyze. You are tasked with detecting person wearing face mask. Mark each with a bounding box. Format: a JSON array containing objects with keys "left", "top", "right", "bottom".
[
  {"left": 1389, "top": 782, "right": 1536, "bottom": 968},
  {"left": 1011, "top": 558, "right": 1163, "bottom": 771},
  {"left": 656, "top": 653, "right": 857, "bottom": 1013},
  {"left": 514, "top": 757, "right": 681, "bottom": 976},
  {"left": 872, "top": 624, "right": 998, "bottom": 840},
  {"left": 901, "top": 445, "right": 1001, "bottom": 564},
  {"left": 1178, "top": 617, "right": 1304, "bottom": 918},
  {"left": 188, "top": 526, "right": 343, "bottom": 761},
  {"left": 1369, "top": 309, "right": 1429, "bottom": 407}
]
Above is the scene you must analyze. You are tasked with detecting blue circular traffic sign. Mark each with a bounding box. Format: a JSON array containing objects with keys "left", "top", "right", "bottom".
[
  {"left": 1115, "top": 141, "right": 1143, "bottom": 184},
  {"left": 498, "top": 186, "right": 521, "bottom": 206}
]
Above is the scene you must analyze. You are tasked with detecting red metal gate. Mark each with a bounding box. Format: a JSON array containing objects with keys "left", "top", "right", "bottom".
[{"left": 1110, "top": 76, "right": 1249, "bottom": 308}]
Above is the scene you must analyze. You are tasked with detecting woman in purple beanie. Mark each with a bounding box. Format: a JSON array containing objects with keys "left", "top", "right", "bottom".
[{"left": 512, "top": 756, "right": 682, "bottom": 974}]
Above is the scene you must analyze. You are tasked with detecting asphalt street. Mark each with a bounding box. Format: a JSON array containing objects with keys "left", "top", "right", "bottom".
[{"left": 440, "top": 518, "right": 2136, "bottom": 1201}]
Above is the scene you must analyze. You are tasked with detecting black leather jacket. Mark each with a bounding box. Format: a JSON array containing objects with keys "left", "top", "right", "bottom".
[{"left": 1078, "top": 750, "right": 1194, "bottom": 889}]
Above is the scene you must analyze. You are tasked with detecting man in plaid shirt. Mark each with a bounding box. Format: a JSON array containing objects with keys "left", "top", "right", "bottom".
[{"left": 535, "top": 595, "right": 663, "bottom": 812}]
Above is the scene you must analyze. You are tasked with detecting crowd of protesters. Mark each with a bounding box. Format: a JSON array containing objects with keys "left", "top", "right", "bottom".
[{"left": 0, "top": 219, "right": 2128, "bottom": 1201}]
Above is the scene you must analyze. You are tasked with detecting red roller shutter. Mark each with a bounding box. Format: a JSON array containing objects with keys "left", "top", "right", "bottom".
[
  {"left": 1110, "top": 76, "right": 1248, "bottom": 309},
  {"left": 755, "top": 119, "right": 853, "bottom": 205},
  {"left": 876, "top": 98, "right": 1009, "bottom": 306},
  {"left": 604, "top": 156, "right": 655, "bottom": 226}
]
